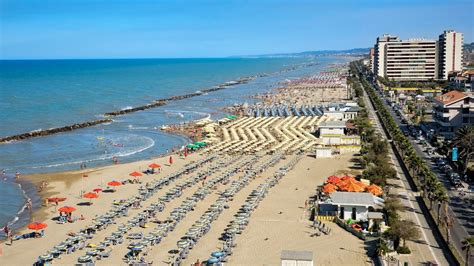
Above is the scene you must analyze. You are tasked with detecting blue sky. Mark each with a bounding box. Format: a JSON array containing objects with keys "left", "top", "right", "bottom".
[{"left": 0, "top": 0, "right": 473, "bottom": 59}]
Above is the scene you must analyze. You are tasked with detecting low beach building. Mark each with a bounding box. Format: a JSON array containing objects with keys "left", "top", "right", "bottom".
[{"left": 318, "top": 192, "right": 383, "bottom": 222}]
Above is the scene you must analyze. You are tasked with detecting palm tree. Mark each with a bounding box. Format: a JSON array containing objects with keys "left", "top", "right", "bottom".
[
  {"left": 461, "top": 237, "right": 474, "bottom": 266},
  {"left": 435, "top": 188, "right": 449, "bottom": 225},
  {"left": 453, "top": 126, "right": 474, "bottom": 174}
]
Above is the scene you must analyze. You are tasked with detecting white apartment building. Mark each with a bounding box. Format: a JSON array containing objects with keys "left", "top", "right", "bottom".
[
  {"left": 438, "top": 30, "right": 464, "bottom": 80},
  {"left": 385, "top": 39, "right": 438, "bottom": 81},
  {"left": 371, "top": 30, "right": 464, "bottom": 81},
  {"left": 373, "top": 34, "right": 400, "bottom": 77}
]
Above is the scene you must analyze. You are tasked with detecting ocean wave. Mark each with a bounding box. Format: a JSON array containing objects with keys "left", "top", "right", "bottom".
[
  {"left": 121, "top": 106, "right": 133, "bottom": 111},
  {"left": 26, "top": 135, "right": 155, "bottom": 170},
  {"left": 4, "top": 182, "right": 30, "bottom": 229}
]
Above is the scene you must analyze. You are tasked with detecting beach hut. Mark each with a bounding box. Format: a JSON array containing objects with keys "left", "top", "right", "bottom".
[
  {"left": 328, "top": 192, "right": 378, "bottom": 221},
  {"left": 280, "top": 250, "right": 313, "bottom": 266}
]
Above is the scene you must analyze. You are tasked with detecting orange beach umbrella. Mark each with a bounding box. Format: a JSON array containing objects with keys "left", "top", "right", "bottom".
[
  {"left": 322, "top": 183, "right": 338, "bottom": 193},
  {"left": 338, "top": 178, "right": 366, "bottom": 192},
  {"left": 27, "top": 222, "right": 48, "bottom": 231},
  {"left": 148, "top": 163, "right": 161, "bottom": 169},
  {"left": 107, "top": 181, "right": 122, "bottom": 187},
  {"left": 130, "top": 171, "right": 143, "bottom": 177},
  {"left": 58, "top": 206, "right": 76, "bottom": 213},
  {"left": 366, "top": 184, "right": 383, "bottom": 196},
  {"left": 83, "top": 192, "right": 99, "bottom": 199},
  {"left": 48, "top": 197, "right": 67, "bottom": 203}
]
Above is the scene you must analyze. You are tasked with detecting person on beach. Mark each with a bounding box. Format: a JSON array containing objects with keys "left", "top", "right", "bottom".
[{"left": 15, "top": 172, "right": 20, "bottom": 179}]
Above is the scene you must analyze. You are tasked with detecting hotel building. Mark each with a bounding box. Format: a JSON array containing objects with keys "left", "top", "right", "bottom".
[
  {"left": 384, "top": 39, "right": 438, "bottom": 81},
  {"left": 438, "top": 30, "right": 464, "bottom": 80},
  {"left": 371, "top": 30, "right": 464, "bottom": 81}
]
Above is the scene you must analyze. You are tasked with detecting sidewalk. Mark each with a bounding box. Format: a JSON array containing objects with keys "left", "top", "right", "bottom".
[{"left": 362, "top": 88, "right": 450, "bottom": 265}]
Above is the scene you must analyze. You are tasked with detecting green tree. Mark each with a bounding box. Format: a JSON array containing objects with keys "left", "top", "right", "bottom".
[
  {"left": 453, "top": 126, "right": 474, "bottom": 173},
  {"left": 390, "top": 219, "right": 421, "bottom": 248}
]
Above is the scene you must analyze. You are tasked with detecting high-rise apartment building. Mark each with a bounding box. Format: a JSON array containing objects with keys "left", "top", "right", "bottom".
[
  {"left": 373, "top": 34, "right": 399, "bottom": 77},
  {"left": 438, "top": 30, "right": 464, "bottom": 80},
  {"left": 385, "top": 39, "right": 438, "bottom": 81},
  {"left": 371, "top": 30, "right": 464, "bottom": 81},
  {"left": 369, "top": 48, "right": 375, "bottom": 73}
]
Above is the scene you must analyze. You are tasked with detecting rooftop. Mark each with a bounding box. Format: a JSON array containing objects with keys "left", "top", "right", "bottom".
[
  {"left": 281, "top": 250, "right": 313, "bottom": 261},
  {"left": 434, "top": 90, "right": 468, "bottom": 105},
  {"left": 319, "top": 120, "right": 347, "bottom": 128},
  {"left": 330, "top": 192, "right": 376, "bottom": 206}
]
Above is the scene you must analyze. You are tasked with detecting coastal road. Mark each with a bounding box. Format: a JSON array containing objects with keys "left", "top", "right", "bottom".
[
  {"left": 360, "top": 82, "right": 451, "bottom": 265},
  {"left": 370, "top": 78, "right": 473, "bottom": 261}
]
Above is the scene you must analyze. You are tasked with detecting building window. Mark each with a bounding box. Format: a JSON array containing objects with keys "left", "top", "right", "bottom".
[
  {"left": 351, "top": 208, "right": 357, "bottom": 220},
  {"left": 462, "top": 108, "right": 469, "bottom": 114},
  {"left": 339, "top": 207, "right": 345, "bottom": 219},
  {"left": 465, "top": 98, "right": 470, "bottom": 104}
]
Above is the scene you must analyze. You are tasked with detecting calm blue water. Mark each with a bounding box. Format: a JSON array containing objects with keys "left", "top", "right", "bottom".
[{"left": 0, "top": 57, "right": 348, "bottom": 232}]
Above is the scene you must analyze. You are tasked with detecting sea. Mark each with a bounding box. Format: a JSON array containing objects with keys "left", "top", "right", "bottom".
[{"left": 0, "top": 56, "right": 348, "bottom": 235}]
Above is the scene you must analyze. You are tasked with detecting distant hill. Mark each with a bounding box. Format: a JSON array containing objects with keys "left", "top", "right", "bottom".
[
  {"left": 464, "top": 42, "right": 474, "bottom": 66},
  {"left": 233, "top": 48, "right": 371, "bottom": 58}
]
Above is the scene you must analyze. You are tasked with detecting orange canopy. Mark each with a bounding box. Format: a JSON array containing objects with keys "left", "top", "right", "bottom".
[
  {"left": 83, "top": 192, "right": 99, "bottom": 199},
  {"left": 366, "top": 184, "right": 383, "bottom": 196},
  {"left": 322, "top": 183, "right": 338, "bottom": 193},
  {"left": 340, "top": 175, "right": 354, "bottom": 181},
  {"left": 326, "top": 175, "right": 341, "bottom": 184},
  {"left": 148, "top": 163, "right": 161, "bottom": 169},
  {"left": 107, "top": 181, "right": 122, "bottom": 187},
  {"left": 338, "top": 178, "right": 366, "bottom": 192},
  {"left": 130, "top": 171, "right": 143, "bottom": 177},
  {"left": 27, "top": 222, "right": 47, "bottom": 231},
  {"left": 58, "top": 206, "right": 76, "bottom": 213}
]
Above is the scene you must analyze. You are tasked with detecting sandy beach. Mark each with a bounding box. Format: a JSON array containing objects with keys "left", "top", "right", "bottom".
[{"left": 0, "top": 148, "right": 370, "bottom": 265}]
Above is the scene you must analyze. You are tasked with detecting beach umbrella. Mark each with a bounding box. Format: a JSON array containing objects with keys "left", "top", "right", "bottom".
[
  {"left": 27, "top": 222, "right": 48, "bottom": 231},
  {"left": 48, "top": 197, "right": 67, "bottom": 203},
  {"left": 326, "top": 175, "right": 341, "bottom": 185},
  {"left": 130, "top": 171, "right": 143, "bottom": 177},
  {"left": 83, "top": 192, "right": 99, "bottom": 199},
  {"left": 58, "top": 206, "right": 76, "bottom": 213},
  {"left": 108, "top": 181, "right": 122, "bottom": 187},
  {"left": 340, "top": 175, "right": 354, "bottom": 181},
  {"left": 148, "top": 163, "right": 161, "bottom": 169},
  {"left": 169, "top": 156, "right": 173, "bottom": 165},
  {"left": 93, "top": 188, "right": 103, "bottom": 193},
  {"left": 338, "top": 178, "right": 366, "bottom": 192},
  {"left": 322, "top": 183, "right": 338, "bottom": 193},
  {"left": 366, "top": 184, "right": 383, "bottom": 196}
]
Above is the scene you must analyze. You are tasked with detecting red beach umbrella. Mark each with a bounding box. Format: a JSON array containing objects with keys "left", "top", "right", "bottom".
[
  {"left": 27, "top": 222, "right": 48, "bottom": 231},
  {"left": 148, "top": 163, "right": 161, "bottom": 169},
  {"left": 83, "top": 192, "right": 99, "bottom": 199},
  {"left": 169, "top": 156, "right": 173, "bottom": 165},
  {"left": 130, "top": 171, "right": 143, "bottom": 177},
  {"left": 58, "top": 206, "right": 76, "bottom": 213},
  {"left": 93, "top": 188, "right": 103, "bottom": 193},
  {"left": 326, "top": 175, "right": 341, "bottom": 185},
  {"left": 107, "top": 181, "right": 122, "bottom": 187},
  {"left": 48, "top": 197, "right": 67, "bottom": 203}
]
